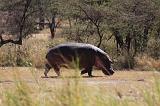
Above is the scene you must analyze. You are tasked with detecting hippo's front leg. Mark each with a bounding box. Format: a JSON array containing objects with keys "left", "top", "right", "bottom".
[{"left": 87, "top": 67, "right": 93, "bottom": 77}]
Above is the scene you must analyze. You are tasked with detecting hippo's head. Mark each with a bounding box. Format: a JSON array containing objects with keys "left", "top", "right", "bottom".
[
  {"left": 101, "top": 55, "right": 114, "bottom": 76},
  {"left": 102, "top": 66, "right": 114, "bottom": 76},
  {"left": 96, "top": 51, "right": 115, "bottom": 76}
]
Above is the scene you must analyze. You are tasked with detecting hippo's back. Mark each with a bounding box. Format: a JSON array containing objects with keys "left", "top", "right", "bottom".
[
  {"left": 46, "top": 43, "right": 112, "bottom": 62},
  {"left": 48, "top": 43, "right": 106, "bottom": 54}
]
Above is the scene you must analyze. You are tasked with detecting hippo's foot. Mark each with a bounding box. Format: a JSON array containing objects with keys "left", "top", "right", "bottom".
[
  {"left": 41, "top": 75, "right": 49, "bottom": 78},
  {"left": 88, "top": 75, "right": 93, "bottom": 77},
  {"left": 44, "top": 72, "right": 49, "bottom": 78},
  {"left": 56, "top": 75, "right": 61, "bottom": 78},
  {"left": 88, "top": 71, "right": 93, "bottom": 77},
  {"left": 81, "top": 70, "right": 87, "bottom": 75}
]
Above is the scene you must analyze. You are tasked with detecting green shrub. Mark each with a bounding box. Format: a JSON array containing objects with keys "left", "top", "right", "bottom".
[
  {"left": 147, "top": 39, "right": 160, "bottom": 59},
  {"left": 0, "top": 44, "right": 32, "bottom": 67},
  {"left": 113, "top": 53, "right": 136, "bottom": 70}
]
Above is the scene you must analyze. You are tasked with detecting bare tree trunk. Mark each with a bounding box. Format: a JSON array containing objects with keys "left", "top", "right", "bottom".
[
  {"left": 142, "top": 25, "right": 149, "bottom": 52},
  {"left": 68, "top": 17, "right": 72, "bottom": 35},
  {"left": 157, "top": 26, "right": 160, "bottom": 39},
  {"left": 38, "top": 0, "right": 44, "bottom": 30},
  {"left": 125, "top": 32, "right": 132, "bottom": 53},
  {"left": 111, "top": 28, "right": 124, "bottom": 50},
  {"left": 49, "top": 16, "right": 56, "bottom": 39},
  {"left": 96, "top": 24, "right": 103, "bottom": 48}
]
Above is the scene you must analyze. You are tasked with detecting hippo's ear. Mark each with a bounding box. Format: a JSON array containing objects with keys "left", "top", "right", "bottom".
[
  {"left": 109, "top": 59, "right": 113, "bottom": 63},
  {"left": 111, "top": 59, "right": 118, "bottom": 64},
  {"left": 108, "top": 58, "right": 113, "bottom": 63},
  {"left": 105, "top": 54, "right": 113, "bottom": 63}
]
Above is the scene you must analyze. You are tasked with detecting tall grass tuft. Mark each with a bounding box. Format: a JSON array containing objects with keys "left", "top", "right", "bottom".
[
  {"left": 4, "top": 71, "right": 34, "bottom": 106},
  {"left": 143, "top": 77, "right": 160, "bottom": 106},
  {"left": 1, "top": 68, "right": 122, "bottom": 106},
  {"left": 135, "top": 54, "right": 160, "bottom": 71},
  {"left": 1, "top": 68, "right": 160, "bottom": 106}
]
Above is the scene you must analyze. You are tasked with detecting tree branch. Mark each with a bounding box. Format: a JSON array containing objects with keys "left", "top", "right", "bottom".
[
  {"left": 0, "top": 35, "right": 22, "bottom": 47},
  {"left": 78, "top": 5, "right": 97, "bottom": 26},
  {"left": 0, "top": 0, "right": 31, "bottom": 47}
]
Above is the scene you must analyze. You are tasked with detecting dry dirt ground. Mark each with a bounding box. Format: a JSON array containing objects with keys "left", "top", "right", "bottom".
[{"left": 0, "top": 67, "right": 160, "bottom": 99}]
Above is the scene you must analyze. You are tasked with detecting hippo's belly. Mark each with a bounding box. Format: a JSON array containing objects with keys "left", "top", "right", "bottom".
[{"left": 47, "top": 48, "right": 96, "bottom": 69}]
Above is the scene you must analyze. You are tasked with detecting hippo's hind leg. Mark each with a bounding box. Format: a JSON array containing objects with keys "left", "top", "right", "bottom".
[
  {"left": 81, "top": 66, "right": 93, "bottom": 77},
  {"left": 81, "top": 69, "right": 88, "bottom": 75},
  {"left": 44, "top": 63, "right": 52, "bottom": 77}
]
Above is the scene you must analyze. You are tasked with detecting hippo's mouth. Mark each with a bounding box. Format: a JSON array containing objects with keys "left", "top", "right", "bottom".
[{"left": 102, "top": 68, "right": 114, "bottom": 76}]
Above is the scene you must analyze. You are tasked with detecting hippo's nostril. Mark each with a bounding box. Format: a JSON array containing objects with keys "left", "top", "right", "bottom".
[
  {"left": 111, "top": 71, "right": 114, "bottom": 75},
  {"left": 108, "top": 69, "right": 114, "bottom": 75},
  {"left": 102, "top": 68, "right": 115, "bottom": 76}
]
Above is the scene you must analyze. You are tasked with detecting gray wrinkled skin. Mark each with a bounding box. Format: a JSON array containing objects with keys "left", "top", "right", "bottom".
[{"left": 44, "top": 43, "right": 114, "bottom": 77}]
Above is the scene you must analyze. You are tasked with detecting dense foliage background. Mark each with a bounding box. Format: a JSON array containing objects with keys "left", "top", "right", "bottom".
[{"left": 0, "top": 0, "right": 159, "bottom": 69}]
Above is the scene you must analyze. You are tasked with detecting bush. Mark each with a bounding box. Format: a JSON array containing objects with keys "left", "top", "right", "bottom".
[
  {"left": 0, "top": 38, "right": 68, "bottom": 68},
  {"left": 113, "top": 53, "right": 135, "bottom": 70},
  {"left": 0, "top": 39, "right": 46, "bottom": 67},
  {"left": 0, "top": 44, "right": 16, "bottom": 66},
  {"left": 135, "top": 54, "right": 160, "bottom": 71},
  {"left": 147, "top": 39, "right": 160, "bottom": 59}
]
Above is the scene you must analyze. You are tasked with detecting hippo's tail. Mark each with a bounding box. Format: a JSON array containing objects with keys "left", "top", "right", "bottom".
[
  {"left": 45, "top": 60, "right": 51, "bottom": 67},
  {"left": 45, "top": 54, "right": 52, "bottom": 68}
]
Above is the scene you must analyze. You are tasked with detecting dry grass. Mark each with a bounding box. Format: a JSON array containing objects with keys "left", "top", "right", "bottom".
[
  {"left": 0, "top": 20, "right": 160, "bottom": 106},
  {"left": 135, "top": 54, "right": 160, "bottom": 71},
  {"left": 0, "top": 36, "right": 66, "bottom": 67},
  {"left": 0, "top": 67, "right": 160, "bottom": 106}
]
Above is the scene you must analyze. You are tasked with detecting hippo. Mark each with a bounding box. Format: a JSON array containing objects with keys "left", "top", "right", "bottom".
[{"left": 44, "top": 43, "right": 114, "bottom": 77}]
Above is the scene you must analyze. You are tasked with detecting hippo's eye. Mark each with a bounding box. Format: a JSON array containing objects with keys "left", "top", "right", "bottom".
[
  {"left": 106, "top": 60, "right": 112, "bottom": 64},
  {"left": 109, "top": 67, "right": 113, "bottom": 70}
]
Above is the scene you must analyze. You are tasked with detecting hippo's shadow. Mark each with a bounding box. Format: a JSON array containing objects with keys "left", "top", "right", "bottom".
[
  {"left": 41, "top": 76, "right": 59, "bottom": 78},
  {"left": 82, "top": 76, "right": 105, "bottom": 78},
  {"left": 41, "top": 75, "right": 104, "bottom": 79}
]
